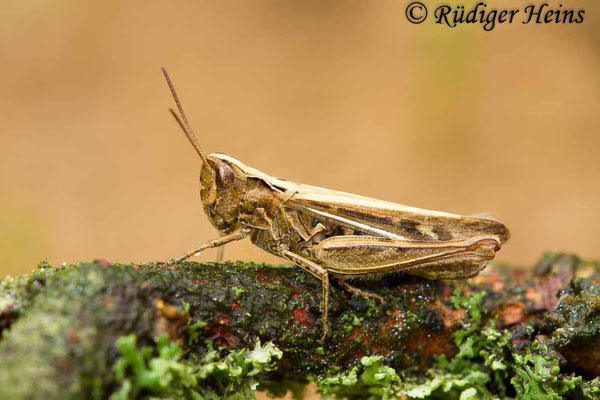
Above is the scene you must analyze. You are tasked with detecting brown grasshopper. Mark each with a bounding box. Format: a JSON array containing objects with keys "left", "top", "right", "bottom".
[{"left": 161, "top": 68, "right": 510, "bottom": 341}]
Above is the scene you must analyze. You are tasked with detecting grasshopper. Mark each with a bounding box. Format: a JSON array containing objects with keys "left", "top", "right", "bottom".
[{"left": 161, "top": 68, "right": 510, "bottom": 341}]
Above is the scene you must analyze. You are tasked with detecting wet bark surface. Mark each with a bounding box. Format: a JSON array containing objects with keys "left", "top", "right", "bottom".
[{"left": 0, "top": 253, "right": 599, "bottom": 399}]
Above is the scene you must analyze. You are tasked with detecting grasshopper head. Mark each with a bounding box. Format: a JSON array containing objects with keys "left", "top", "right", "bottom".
[{"left": 199, "top": 154, "right": 246, "bottom": 233}]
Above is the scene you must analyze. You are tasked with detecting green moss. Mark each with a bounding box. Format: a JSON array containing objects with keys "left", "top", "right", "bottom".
[
  {"left": 316, "top": 289, "right": 600, "bottom": 400},
  {"left": 0, "top": 261, "right": 296, "bottom": 399},
  {"left": 2, "top": 257, "right": 600, "bottom": 399},
  {"left": 111, "top": 335, "right": 196, "bottom": 400},
  {"left": 111, "top": 335, "right": 283, "bottom": 400},
  {"left": 188, "top": 320, "right": 208, "bottom": 346},
  {"left": 0, "top": 262, "right": 119, "bottom": 400},
  {"left": 319, "top": 356, "right": 401, "bottom": 399}
]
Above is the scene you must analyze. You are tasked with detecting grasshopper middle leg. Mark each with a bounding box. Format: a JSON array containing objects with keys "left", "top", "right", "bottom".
[
  {"left": 216, "top": 246, "right": 226, "bottom": 261},
  {"left": 335, "top": 277, "right": 385, "bottom": 304}
]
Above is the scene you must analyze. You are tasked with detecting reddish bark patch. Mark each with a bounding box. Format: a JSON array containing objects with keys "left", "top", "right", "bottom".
[
  {"left": 206, "top": 314, "right": 239, "bottom": 348},
  {"left": 292, "top": 308, "right": 309, "bottom": 326},
  {"left": 388, "top": 309, "right": 404, "bottom": 323},
  {"left": 537, "top": 269, "right": 574, "bottom": 310},
  {"left": 207, "top": 324, "right": 239, "bottom": 348},
  {"left": 257, "top": 270, "right": 282, "bottom": 285},
  {"left": 422, "top": 332, "right": 453, "bottom": 357},
  {"left": 473, "top": 268, "right": 520, "bottom": 292},
  {"left": 431, "top": 300, "right": 465, "bottom": 329},
  {"left": 348, "top": 327, "right": 363, "bottom": 341},
  {"left": 405, "top": 331, "right": 455, "bottom": 366},
  {"left": 497, "top": 302, "right": 527, "bottom": 327}
]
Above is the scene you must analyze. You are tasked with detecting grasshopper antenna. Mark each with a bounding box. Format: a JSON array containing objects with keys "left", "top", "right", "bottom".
[{"left": 161, "top": 67, "right": 209, "bottom": 165}]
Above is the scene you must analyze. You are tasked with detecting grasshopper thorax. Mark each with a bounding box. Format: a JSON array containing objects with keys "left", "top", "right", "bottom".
[{"left": 199, "top": 154, "right": 247, "bottom": 233}]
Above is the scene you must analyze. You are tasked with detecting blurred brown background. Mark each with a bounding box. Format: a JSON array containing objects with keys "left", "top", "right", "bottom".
[
  {"left": 1, "top": 1, "right": 598, "bottom": 398},
  {"left": 1, "top": 2, "right": 599, "bottom": 281}
]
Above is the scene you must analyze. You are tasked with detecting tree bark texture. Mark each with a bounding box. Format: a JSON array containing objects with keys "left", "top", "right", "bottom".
[{"left": 0, "top": 253, "right": 599, "bottom": 399}]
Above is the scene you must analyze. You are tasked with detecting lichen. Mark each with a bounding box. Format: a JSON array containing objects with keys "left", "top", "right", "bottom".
[
  {"left": 111, "top": 335, "right": 283, "bottom": 400},
  {"left": 316, "top": 289, "right": 600, "bottom": 399},
  {"left": 1, "top": 256, "right": 600, "bottom": 399}
]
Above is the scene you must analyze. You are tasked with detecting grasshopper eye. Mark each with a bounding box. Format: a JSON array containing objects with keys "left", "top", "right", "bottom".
[{"left": 215, "top": 162, "right": 234, "bottom": 190}]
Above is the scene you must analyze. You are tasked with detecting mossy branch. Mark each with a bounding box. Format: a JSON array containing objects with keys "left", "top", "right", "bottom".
[{"left": 1, "top": 253, "right": 600, "bottom": 399}]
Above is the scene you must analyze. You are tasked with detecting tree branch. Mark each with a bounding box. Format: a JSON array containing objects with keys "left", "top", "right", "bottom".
[{"left": 0, "top": 253, "right": 599, "bottom": 399}]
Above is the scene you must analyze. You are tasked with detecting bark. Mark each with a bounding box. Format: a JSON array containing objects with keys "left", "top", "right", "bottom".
[{"left": 0, "top": 253, "right": 599, "bottom": 399}]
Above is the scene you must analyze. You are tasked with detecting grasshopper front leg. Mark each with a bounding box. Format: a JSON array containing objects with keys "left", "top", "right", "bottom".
[
  {"left": 280, "top": 248, "right": 330, "bottom": 343},
  {"left": 168, "top": 230, "right": 249, "bottom": 265}
]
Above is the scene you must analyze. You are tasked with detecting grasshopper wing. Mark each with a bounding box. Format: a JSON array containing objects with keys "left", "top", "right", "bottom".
[{"left": 284, "top": 184, "right": 509, "bottom": 244}]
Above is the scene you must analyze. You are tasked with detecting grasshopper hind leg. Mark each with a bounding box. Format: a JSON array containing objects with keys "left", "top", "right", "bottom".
[
  {"left": 280, "top": 249, "right": 330, "bottom": 343},
  {"left": 403, "top": 255, "right": 490, "bottom": 280},
  {"left": 314, "top": 235, "right": 500, "bottom": 280}
]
